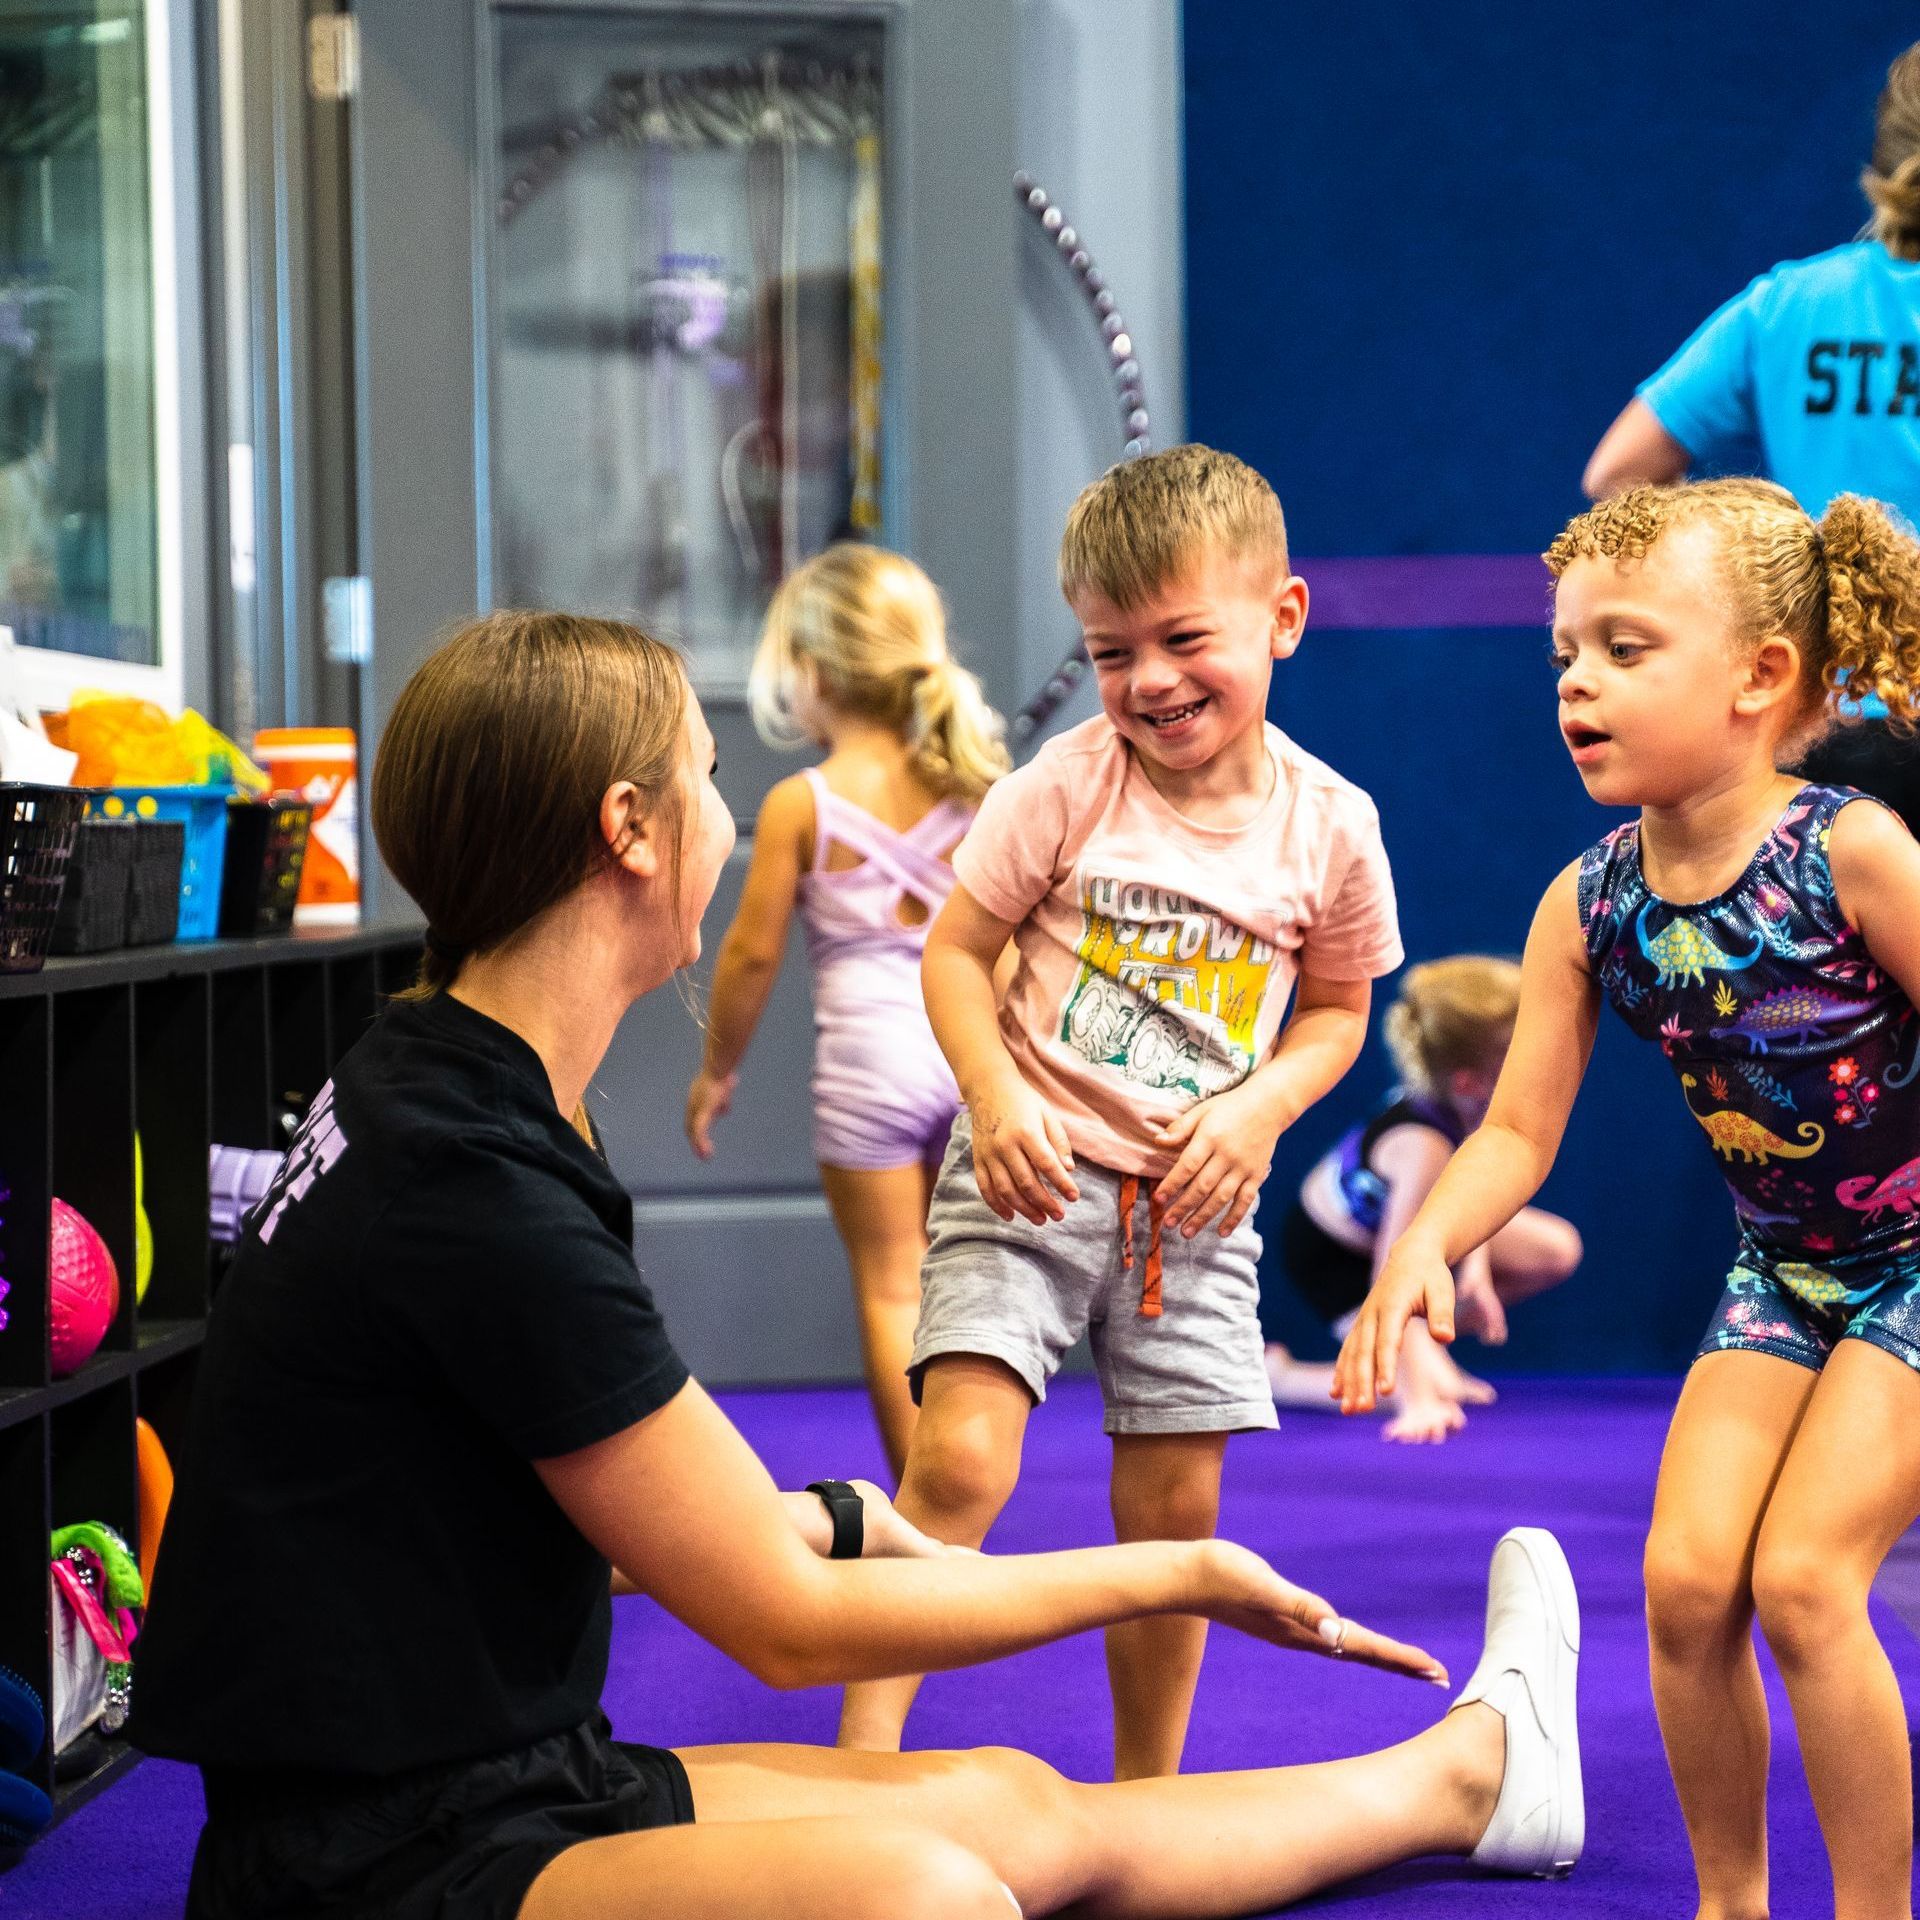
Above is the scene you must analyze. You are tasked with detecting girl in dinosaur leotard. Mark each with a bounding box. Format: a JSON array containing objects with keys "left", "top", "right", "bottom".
[{"left": 1333, "top": 478, "right": 1920, "bottom": 1919}]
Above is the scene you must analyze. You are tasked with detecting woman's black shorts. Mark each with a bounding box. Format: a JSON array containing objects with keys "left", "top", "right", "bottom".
[
  {"left": 187, "top": 1718, "right": 694, "bottom": 1919},
  {"left": 1280, "top": 1201, "right": 1374, "bottom": 1325}
]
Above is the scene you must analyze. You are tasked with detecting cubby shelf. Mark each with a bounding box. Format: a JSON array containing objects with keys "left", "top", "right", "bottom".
[{"left": 0, "top": 923, "right": 422, "bottom": 1847}]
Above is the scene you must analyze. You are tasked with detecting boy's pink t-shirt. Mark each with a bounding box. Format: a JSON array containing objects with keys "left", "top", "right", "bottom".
[{"left": 953, "top": 716, "right": 1403, "bottom": 1178}]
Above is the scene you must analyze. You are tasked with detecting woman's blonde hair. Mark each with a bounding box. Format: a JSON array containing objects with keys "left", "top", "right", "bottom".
[
  {"left": 1865, "top": 42, "right": 1920, "bottom": 261},
  {"left": 749, "top": 543, "right": 1010, "bottom": 803},
  {"left": 1384, "top": 956, "right": 1523, "bottom": 1096},
  {"left": 1545, "top": 479, "right": 1920, "bottom": 748},
  {"left": 372, "top": 609, "right": 690, "bottom": 1000}
]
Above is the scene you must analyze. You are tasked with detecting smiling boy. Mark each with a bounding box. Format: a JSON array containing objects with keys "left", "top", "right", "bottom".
[{"left": 835, "top": 445, "right": 1406, "bottom": 1776}]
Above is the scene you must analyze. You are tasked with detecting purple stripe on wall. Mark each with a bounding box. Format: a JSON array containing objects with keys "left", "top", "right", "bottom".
[{"left": 1296, "top": 552, "right": 1552, "bottom": 631}]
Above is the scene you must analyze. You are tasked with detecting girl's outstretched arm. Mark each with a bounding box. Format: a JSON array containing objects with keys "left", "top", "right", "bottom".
[
  {"left": 1829, "top": 797, "right": 1920, "bottom": 1008},
  {"left": 1335, "top": 860, "right": 1598, "bottom": 1410},
  {"left": 686, "top": 776, "right": 812, "bottom": 1157}
]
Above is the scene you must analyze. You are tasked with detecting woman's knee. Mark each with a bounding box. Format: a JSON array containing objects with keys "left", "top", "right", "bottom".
[
  {"left": 856, "top": 1828, "right": 1019, "bottom": 1920},
  {"left": 1751, "top": 1539, "right": 1870, "bottom": 1667},
  {"left": 1643, "top": 1530, "right": 1751, "bottom": 1657}
]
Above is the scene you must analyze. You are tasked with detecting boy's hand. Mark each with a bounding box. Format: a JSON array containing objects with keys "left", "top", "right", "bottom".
[
  {"left": 969, "top": 1076, "right": 1079, "bottom": 1224},
  {"left": 1153, "top": 1082, "right": 1283, "bottom": 1238},
  {"left": 685, "top": 1067, "right": 737, "bottom": 1160},
  {"left": 1332, "top": 1237, "right": 1456, "bottom": 1412}
]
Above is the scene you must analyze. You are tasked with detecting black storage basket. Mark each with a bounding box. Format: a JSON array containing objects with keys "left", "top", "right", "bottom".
[
  {"left": 49, "top": 817, "right": 137, "bottom": 955},
  {"left": 218, "top": 797, "right": 312, "bottom": 937},
  {"left": 125, "top": 819, "right": 186, "bottom": 947},
  {"left": 0, "top": 784, "right": 89, "bottom": 974}
]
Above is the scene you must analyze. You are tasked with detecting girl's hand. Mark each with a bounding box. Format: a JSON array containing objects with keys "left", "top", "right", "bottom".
[
  {"left": 685, "top": 1067, "right": 737, "bottom": 1159},
  {"left": 1332, "top": 1239, "right": 1456, "bottom": 1412},
  {"left": 1201, "top": 1539, "right": 1448, "bottom": 1686},
  {"left": 1153, "top": 1083, "right": 1282, "bottom": 1238},
  {"left": 968, "top": 1077, "right": 1079, "bottom": 1224},
  {"left": 849, "top": 1480, "right": 974, "bottom": 1561}
]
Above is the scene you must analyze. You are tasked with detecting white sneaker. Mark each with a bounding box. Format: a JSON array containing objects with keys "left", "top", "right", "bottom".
[{"left": 1452, "top": 1526, "right": 1583, "bottom": 1877}]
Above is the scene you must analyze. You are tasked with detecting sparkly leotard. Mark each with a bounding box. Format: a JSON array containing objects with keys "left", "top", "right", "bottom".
[{"left": 1578, "top": 783, "right": 1920, "bottom": 1370}]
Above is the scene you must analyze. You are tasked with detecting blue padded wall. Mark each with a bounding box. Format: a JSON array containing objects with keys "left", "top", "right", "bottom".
[{"left": 1183, "top": 6, "right": 1920, "bottom": 1369}]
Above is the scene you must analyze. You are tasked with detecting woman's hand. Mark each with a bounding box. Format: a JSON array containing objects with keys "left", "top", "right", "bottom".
[
  {"left": 968, "top": 1076, "right": 1078, "bottom": 1224},
  {"left": 685, "top": 1066, "right": 737, "bottom": 1159},
  {"left": 1333, "top": 1237, "right": 1456, "bottom": 1413},
  {"left": 1200, "top": 1539, "right": 1448, "bottom": 1686},
  {"left": 849, "top": 1481, "right": 973, "bottom": 1561}
]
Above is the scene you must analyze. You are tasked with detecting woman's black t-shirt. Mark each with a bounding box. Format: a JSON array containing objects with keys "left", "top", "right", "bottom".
[{"left": 130, "top": 991, "right": 689, "bottom": 1777}]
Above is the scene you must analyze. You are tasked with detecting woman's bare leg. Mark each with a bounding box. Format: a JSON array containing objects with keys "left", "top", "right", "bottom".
[
  {"left": 1644, "top": 1350, "right": 1816, "bottom": 1920},
  {"left": 644, "top": 1707, "right": 1501, "bottom": 1920},
  {"left": 836, "top": 1355, "right": 1033, "bottom": 1750},
  {"left": 1750, "top": 1339, "right": 1920, "bottom": 1920},
  {"left": 820, "top": 1162, "right": 933, "bottom": 1482}
]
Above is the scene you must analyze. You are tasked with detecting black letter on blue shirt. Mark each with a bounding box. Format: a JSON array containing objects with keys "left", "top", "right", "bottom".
[
  {"left": 1848, "top": 341, "right": 1886, "bottom": 414},
  {"left": 1807, "top": 342, "right": 1840, "bottom": 414},
  {"left": 1892, "top": 344, "right": 1920, "bottom": 419}
]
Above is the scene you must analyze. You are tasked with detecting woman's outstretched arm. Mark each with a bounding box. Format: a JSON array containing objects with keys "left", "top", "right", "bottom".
[
  {"left": 686, "top": 776, "right": 812, "bottom": 1157},
  {"left": 537, "top": 1378, "right": 1448, "bottom": 1694}
]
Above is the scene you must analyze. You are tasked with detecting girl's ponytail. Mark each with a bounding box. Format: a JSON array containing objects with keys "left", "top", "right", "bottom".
[
  {"left": 1864, "top": 44, "right": 1920, "bottom": 262},
  {"left": 1382, "top": 956, "right": 1523, "bottom": 1097},
  {"left": 908, "top": 657, "right": 1011, "bottom": 803},
  {"left": 1818, "top": 494, "right": 1920, "bottom": 732}
]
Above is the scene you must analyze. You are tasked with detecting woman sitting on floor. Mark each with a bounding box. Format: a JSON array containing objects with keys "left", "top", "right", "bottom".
[{"left": 130, "top": 610, "right": 1582, "bottom": 1919}]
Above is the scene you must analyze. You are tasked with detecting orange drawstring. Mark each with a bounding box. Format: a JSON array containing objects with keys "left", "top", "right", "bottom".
[{"left": 1117, "top": 1174, "right": 1167, "bottom": 1318}]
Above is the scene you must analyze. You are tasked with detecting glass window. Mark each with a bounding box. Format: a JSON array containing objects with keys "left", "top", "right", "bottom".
[
  {"left": 0, "top": 2, "right": 156, "bottom": 667},
  {"left": 491, "top": 8, "right": 884, "bottom": 688}
]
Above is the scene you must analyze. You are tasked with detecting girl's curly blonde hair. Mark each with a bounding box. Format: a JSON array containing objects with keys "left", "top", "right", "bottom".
[
  {"left": 1384, "top": 956, "right": 1522, "bottom": 1097},
  {"left": 1545, "top": 478, "right": 1920, "bottom": 746}
]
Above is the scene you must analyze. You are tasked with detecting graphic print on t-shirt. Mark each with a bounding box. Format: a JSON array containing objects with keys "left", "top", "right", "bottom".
[
  {"left": 1056, "top": 873, "right": 1277, "bottom": 1101},
  {"left": 254, "top": 1079, "right": 349, "bottom": 1244}
]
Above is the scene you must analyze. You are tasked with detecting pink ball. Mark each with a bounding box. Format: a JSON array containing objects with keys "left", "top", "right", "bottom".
[{"left": 50, "top": 1198, "right": 119, "bottom": 1378}]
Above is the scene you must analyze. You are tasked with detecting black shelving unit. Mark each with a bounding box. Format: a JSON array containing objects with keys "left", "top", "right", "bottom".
[{"left": 0, "top": 925, "right": 422, "bottom": 1830}]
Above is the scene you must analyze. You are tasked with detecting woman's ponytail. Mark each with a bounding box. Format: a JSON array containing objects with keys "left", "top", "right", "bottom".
[
  {"left": 1865, "top": 44, "right": 1920, "bottom": 262},
  {"left": 1818, "top": 494, "right": 1920, "bottom": 732},
  {"left": 908, "top": 657, "right": 1011, "bottom": 803}
]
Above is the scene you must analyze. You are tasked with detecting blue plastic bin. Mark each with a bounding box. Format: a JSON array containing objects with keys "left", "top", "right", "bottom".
[{"left": 87, "top": 786, "right": 232, "bottom": 941}]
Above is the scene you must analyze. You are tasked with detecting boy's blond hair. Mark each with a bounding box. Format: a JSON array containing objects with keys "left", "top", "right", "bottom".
[{"left": 1058, "top": 444, "right": 1290, "bottom": 611}]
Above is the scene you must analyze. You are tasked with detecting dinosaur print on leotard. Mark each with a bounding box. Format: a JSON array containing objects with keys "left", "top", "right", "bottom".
[
  {"left": 1680, "top": 1076, "right": 1825, "bottom": 1164},
  {"left": 1580, "top": 786, "right": 1920, "bottom": 1284},
  {"left": 1635, "top": 901, "right": 1764, "bottom": 990},
  {"left": 1707, "top": 984, "right": 1881, "bottom": 1055},
  {"left": 1835, "top": 1153, "right": 1920, "bottom": 1224}
]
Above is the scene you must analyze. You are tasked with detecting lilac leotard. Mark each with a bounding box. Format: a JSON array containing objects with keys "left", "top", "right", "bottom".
[{"left": 798, "top": 767, "right": 973, "bottom": 1171}]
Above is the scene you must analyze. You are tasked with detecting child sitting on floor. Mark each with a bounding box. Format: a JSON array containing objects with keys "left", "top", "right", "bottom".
[{"left": 1265, "top": 956, "right": 1583, "bottom": 1442}]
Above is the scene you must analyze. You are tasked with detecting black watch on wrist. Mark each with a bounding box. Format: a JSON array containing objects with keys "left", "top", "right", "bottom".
[{"left": 806, "top": 1479, "right": 865, "bottom": 1560}]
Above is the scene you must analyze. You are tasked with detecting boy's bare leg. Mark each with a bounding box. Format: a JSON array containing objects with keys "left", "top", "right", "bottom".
[
  {"left": 1105, "top": 1431, "right": 1228, "bottom": 1779},
  {"left": 836, "top": 1355, "right": 1034, "bottom": 1751}
]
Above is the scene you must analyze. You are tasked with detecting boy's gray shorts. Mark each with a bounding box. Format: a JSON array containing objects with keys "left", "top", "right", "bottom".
[{"left": 910, "top": 1112, "right": 1278, "bottom": 1436}]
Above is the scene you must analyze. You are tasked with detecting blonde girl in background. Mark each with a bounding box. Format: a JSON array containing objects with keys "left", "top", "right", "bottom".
[
  {"left": 686, "top": 544, "right": 1009, "bottom": 1478},
  {"left": 1265, "top": 957, "right": 1583, "bottom": 1442},
  {"left": 1338, "top": 480, "right": 1920, "bottom": 1917}
]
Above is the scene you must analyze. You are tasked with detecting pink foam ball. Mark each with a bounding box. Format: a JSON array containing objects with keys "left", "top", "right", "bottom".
[{"left": 50, "top": 1198, "right": 119, "bottom": 1378}]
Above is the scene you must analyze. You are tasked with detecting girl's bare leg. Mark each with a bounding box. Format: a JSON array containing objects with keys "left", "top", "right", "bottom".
[
  {"left": 1644, "top": 1350, "right": 1816, "bottom": 1920},
  {"left": 1443, "top": 1208, "right": 1585, "bottom": 1407},
  {"left": 836, "top": 1355, "right": 1033, "bottom": 1751},
  {"left": 1750, "top": 1338, "right": 1920, "bottom": 1920},
  {"left": 1105, "top": 1432, "right": 1228, "bottom": 1779},
  {"left": 524, "top": 1706, "right": 1503, "bottom": 1920},
  {"left": 820, "top": 1162, "right": 933, "bottom": 1482}
]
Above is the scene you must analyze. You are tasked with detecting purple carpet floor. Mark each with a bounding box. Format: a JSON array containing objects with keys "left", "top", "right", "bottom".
[{"left": 8, "top": 1376, "right": 1917, "bottom": 1917}]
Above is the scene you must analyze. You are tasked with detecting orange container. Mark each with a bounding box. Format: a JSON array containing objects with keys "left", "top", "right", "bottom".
[{"left": 252, "top": 727, "right": 359, "bottom": 926}]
